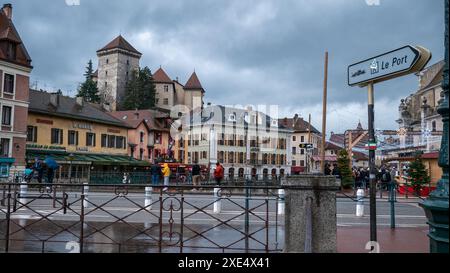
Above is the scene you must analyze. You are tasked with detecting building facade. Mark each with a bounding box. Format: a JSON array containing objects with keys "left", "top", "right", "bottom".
[
  {"left": 180, "top": 105, "right": 292, "bottom": 179},
  {"left": 26, "top": 90, "right": 149, "bottom": 180},
  {"left": 109, "top": 109, "right": 175, "bottom": 163},
  {"left": 279, "top": 114, "right": 321, "bottom": 174},
  {"left": 0, "top": 4, "right": 32, "bottom": 176}
]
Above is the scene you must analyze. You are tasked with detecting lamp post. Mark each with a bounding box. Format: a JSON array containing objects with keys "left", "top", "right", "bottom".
[
  {"left": 68, "top": 153, "right": 74, "bottom": 184},
  {"left": 419, "top": 0, "right": 449, "bottom": 253}
]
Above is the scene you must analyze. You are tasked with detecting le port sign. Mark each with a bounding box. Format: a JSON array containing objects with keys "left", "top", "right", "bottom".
[{"left": 348, "top": 45, "right": 431, "bottom": 86}]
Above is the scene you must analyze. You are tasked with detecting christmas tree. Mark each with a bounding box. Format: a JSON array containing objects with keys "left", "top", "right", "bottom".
[{"left": 408, "top": 152, "right": 430, "bottom": 195}]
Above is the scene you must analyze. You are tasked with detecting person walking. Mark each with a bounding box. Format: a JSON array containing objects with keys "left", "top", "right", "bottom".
[
  {"left": 213, "top": 162, "right": 224, "bottom": 186},
  {"left": 191, "top": 161, "right": 201, "bottom": 191},
  {"left": 162, "top": 163, "right": 171, "bottom": 191},
  {"left": 151, "top": 163, "right": 162, "bottom": 186},
  {"left": 44, "top": 156, "right": 59, "bottom": 190},
  {"left": 24, "top": 165, "right": 33, "bottom": 183},
  {"left": 33, "top": 157, "right": 44, "bottom": 184}
]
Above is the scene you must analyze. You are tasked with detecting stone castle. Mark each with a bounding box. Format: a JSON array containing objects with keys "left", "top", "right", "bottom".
[{"left": 92, "top": 35, "right": 205, "bottom": 112}]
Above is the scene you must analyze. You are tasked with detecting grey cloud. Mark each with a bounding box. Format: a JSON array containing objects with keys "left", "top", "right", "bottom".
[{"left": 9, "top": 0, "right": 444, "bottom": 132}]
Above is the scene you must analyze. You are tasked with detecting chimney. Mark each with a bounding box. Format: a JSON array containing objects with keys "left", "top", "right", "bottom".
[
  {"left": 102, "top": 103, "right": 111, "bottom": 112},
  {"left": 49, "top": 93, "right": 59, "bottom": 108},
  {"left": 2, "top": 4, "right": 12, "bottom": 19},
  {"left": 76, "top": 97, "right": 84, "bottom": 108}
]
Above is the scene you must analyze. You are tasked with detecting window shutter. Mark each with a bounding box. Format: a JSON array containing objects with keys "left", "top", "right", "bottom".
[{"left": 60, "top": 130, "right": 63, "bottom": 145}]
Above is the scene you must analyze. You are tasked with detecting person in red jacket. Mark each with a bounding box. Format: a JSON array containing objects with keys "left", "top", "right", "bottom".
[{"left": 213, "top": 162, "right": 224, "bottom": 185}]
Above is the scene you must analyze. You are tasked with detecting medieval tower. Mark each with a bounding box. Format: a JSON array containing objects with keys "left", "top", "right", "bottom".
[{"left": 96, "top": 35, "right": 141, "bottom": 111}]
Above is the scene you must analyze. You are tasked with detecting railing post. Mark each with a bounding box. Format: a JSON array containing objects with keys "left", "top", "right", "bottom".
[
  {"left": 284, "top": 175, "right": 339, "bottom": 253},
  {"left": 213, "top": 188, "right": 221, "bottom": 213},
  {"left": 5, "top": 184, "right": 12, "bottom": 252},
  {"left": 389, "top": 181, "right": 396, "bottom": 229},
  {"left": 83, "top": 183, "right": 89, "bottom": 208},
  {"left": 356, "top": 188, "right": 364, "bottom": 217},
  {"left": 145, "top": 186, "right": 152, "bottom": 209},
  {"left": 79, "top": 184, "right": 85, "bottom": 253},
  {"left": 19, "top": 179, "right": 27, "bottom": 206},
  {"left": 277, "top": 189, "right": 285, "bottom": 215}
]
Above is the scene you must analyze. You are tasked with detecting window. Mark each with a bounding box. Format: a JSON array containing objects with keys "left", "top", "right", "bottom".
[
  {"left": 68, "top": 130, "right": 79, "bottom": 146},
  {"left": 155, "top": 133, "right": 162, "bottom": 144},
  {"left": 0, "top": 138, "right": 10, "bottom": 157},
  {"left": 140, "top": 149, "right": 144, "bottom": 160},
  {"left": 105, "top": 71, "right": 108, "bottom": 76},
  {"left": 104, "top": 82, "right": 108, "bottom": 88},
  {"left": 140, "top": 131, "right": 145, "bottom": 143},
  {"left": 106, "top": 59, "right": 109, "bottom": 64},
  {"left": 1, "top": 106, "right": 12, "bottom": 125},
  {"left": 3, "top": 74, "right": 14, "bottom": 94},
  {"left": 432, "top": 121, "right": 437, "bottom": 132},
  {"left": 51, "top": 129, "right": 63, "bottom": 144},
  {"left": 127, "top": 60, "right": 130, "bottom": 65},
  {"left": 27, "top": 126, "right": 38, "bottom": 143},
  {"left": 164, "top": 85, "right": 169, "bottom": 92},
  {"left": 292, "top": 160, "right": 296, "bottom": 166},
  {"left": 301, "top": 136, "right": 305, "bottom": 142},
  {"left": 155, "top": 99, "right": 159, "bottom": 104},
  {"left": 163, "top": 98, "right": 169, "bottom": 105},
  {"left": 300, "top": 160, "right": 305, "bottom": 167},
  {"left": 101, "top": 134, "right": 108, "bottom": 147},
  {"left": 86, "top": 133, "right": 96, "bottom": 147},
  {"left": 293, "top": 136, "right": 296, "bottom": 142},
  {"left": 116, "top": 136, "right": 125, "bottom": 149},
  {"left": 300, "top": 149, "right": 305, "bottom": 155},
  {"left": 108, "top": 135, "right": 116, "bottom": 148},
  {"left": 292, "top": 147, "right": 296, "bottom": 155}
]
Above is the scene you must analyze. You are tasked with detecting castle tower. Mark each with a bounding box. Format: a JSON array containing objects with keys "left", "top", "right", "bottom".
[
  {"left": 96, "top": 35, "right": 141, "bottom": 111},
  {"left": 184, "top": 71, "right": 205, "bottom": 111}
]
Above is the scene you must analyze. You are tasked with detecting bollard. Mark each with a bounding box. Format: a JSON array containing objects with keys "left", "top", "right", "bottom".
[
  {"left": 83, "top": 183, "right": 89, "bottom": 208},
  {"left": 356, "top": 189, "right": 364, "bottom": 217},
  {"left": 278, "top": 189, "right": 285, "bottom": 215},
  {"left": 145, "top": 187, "right": 152, "bottom": 209},
  {"left": 213, "top": 188, "right": 221, "bottom": 213},
  {"left": 19, "top": 181, "right": 28, "bottom": 205}
]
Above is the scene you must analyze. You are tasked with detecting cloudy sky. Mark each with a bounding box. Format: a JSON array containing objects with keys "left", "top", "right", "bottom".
[{"left": 9, "top": 0, "right": 445, "bottom": 135}]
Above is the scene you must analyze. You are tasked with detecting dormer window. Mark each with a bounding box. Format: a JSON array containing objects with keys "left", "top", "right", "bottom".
[
  {"left": 271, "top": 119, "right": 278, "bottom": 127},
  {"left": 228, "top": 114, "right": 236, "bottom": 122}
]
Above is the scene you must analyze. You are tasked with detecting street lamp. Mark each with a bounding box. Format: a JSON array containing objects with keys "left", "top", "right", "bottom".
[{"left": 419, "top": 0, "right": 449, "bottom": 253}]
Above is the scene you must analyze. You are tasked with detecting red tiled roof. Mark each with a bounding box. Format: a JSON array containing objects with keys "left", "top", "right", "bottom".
[
  {"left": 185, "top": 72, "right": 204, "bottom": 90},
  {"left": 153, "top": 68, "right": 172, "bottom": 83},
  {"left": 108, "top": 110, "right": 170, "bottom": 131},
  {"left": 97, "top": 35, "right": 141, "bottom": 55},
  {"left": 325, "top": 141, "right": 341, "bottom": 150},
  {"left": 0, "top": 7, "right": 32, "bottom": 67},
  {"left": 278, "top": 116, "right": 320, "bottom": 134}
]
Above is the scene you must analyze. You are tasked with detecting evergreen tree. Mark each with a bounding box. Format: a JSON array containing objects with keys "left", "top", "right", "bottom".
[
  {"left": 337, "top": 149, "right": 354, "bottom": 189},
  {"left": 121, "top": 66, "right": 156, "bottom": 110},
  {"left": 408, "top": 152, "right": 430, "bottom": 195},
  {"left": 77, "top": 60, "right": 100, "bottom": 103}
]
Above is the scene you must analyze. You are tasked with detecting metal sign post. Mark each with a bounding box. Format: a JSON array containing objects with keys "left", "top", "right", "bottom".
[{"left": 348, "top": 45, "right": 431, "bottom": 245}]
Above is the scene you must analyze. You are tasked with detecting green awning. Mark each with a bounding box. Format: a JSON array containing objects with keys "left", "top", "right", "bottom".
[{"left": 26, "top": 149, "right": 150, "bottom": 166}]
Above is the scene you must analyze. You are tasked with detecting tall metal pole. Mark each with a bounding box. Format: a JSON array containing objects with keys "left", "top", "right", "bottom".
[
  {"left": 308, "top": 114, "right": 312, "bottom": 173},
  {"left": 321, "top": 52, "right": 329, "bottom": 173},
  {"left": 368, "top": 82, "right": 377, "bottom": 243}
]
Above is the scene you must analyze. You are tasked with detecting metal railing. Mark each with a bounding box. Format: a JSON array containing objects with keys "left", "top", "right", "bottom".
[{"left": 0, "top": 181, "right": 284, "bottom": 253}]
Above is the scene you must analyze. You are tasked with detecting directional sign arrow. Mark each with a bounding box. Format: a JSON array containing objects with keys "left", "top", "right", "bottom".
[{"left": 348, "top": 45, "right": 431, "bottom": 87}]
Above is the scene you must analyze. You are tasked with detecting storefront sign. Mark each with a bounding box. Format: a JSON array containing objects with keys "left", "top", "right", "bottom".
[{"left": 36, "top": 119, "right": 53, "bottom": 125}]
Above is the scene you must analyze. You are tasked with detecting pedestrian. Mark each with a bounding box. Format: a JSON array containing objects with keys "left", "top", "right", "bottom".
[
  {"left": 24, "top": 165, "right": 33, "bottom": 183},
  {"left": 33, "top": 157, "right": 44, "bottom": 183},
  {"left": 151, "top": 164, "right": 162, "bottom": 186},
  {"left": 324, "top": 163, "right": 332, "bottom": 175},
  {"left": 332, "top": 163, "right": 341, "bottom": 178},
  {"left": 380, "top": 167, "right": 391, "bottom": 191},
  {"left": 213, "top": 162, "right": 224, "bottom": 186},
  {"left": 162, "top": 163, "right": 171, "bottom": 191},
  {"left": 191, "top": 161, "right": 201, "bottom": 191},
  {"left": 44, "top": 156, "right": 59, "bottom": 188}
]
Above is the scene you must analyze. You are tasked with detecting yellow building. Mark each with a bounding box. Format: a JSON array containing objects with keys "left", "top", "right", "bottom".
[{"left": 26, "top": 90, "right": 149, "bottom": 182}]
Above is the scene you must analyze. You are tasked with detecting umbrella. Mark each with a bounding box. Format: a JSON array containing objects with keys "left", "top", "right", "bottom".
[{"left": 44, "top": 157, "right": 59, "bottom": 170}]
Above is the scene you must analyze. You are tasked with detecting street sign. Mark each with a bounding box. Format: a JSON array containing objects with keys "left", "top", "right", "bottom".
[
  {"left": 365, "top": 142, "right": 377, "bottom": 151},
  {"left": 299, "top": 143, "right": 313, "bottom": 149},
  {"left": 348, "top": 45, "right": 431, "bottom": 86}
]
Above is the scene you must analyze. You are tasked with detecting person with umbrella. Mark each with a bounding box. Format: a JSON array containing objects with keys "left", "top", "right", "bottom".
[{"left": 44, "top": 156, "right": 59, "bottom": 187}]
